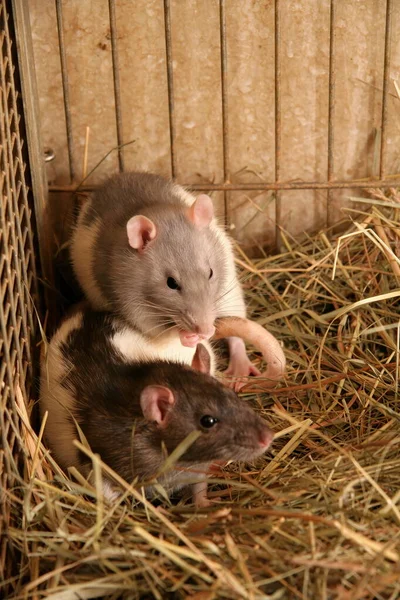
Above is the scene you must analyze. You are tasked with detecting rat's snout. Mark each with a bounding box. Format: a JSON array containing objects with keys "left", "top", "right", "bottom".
[
  {"left": 258, "top": 426, "right": 274, "bottom": 449},
  {"left": 234, "top": 418, "right": 274, "bottom": 461},
  {"left": 190, "top": 310, "right": 216, "bottom": 339},
  {"left": 194, "top": 323, "right": 216, "bottom": 340},
  {"left": 179, "top": 324, "right": 215, "bottom": 348},
  {"left": 179, "top": 312, "right": 216, "bottom": 347}
]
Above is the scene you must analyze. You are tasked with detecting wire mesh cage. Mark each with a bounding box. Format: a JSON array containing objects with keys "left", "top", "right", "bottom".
[
  {"left": 0, "top": 0, "right": 49, "bottom": 592},
  {"left": 0, "top": 0, "right": 38, "bottom": 585}
]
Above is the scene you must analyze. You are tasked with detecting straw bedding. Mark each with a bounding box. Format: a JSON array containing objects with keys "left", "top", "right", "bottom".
[{"left": 3, "top": 195, "right": 400, "bottom": 599}]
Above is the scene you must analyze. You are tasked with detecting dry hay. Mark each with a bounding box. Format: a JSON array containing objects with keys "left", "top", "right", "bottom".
[{"left": 2, "top": 194, "right": 400, "bottom": 600}]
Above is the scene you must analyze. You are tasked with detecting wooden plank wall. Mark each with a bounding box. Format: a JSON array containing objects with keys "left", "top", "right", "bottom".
[{"left": 29, "top": 0, "right": 400, "bottom": 253}]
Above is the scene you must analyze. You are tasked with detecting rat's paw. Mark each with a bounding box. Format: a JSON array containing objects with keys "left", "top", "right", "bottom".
[
  {"left": 195, "top": 495, "right": 221, "bottom": 509},
  {"left": 223, "top": 357, "right": 262, "bottom": 391},
  {"left": 224, "top": 357, "right": 261, "bottom": 378},
  {"left": 195, "top": 496, "right": 213, "bottom": 509},
  {"left": 192, "top": 480, "right": 221, "bottom": 509}
]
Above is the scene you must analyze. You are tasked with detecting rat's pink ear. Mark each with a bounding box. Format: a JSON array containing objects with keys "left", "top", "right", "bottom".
[
  {"left": 140, "top": 385, "right": 176, "bottom": 425},
  {"left": 126, "top": 215, "right": 157, "bottom": 251},
  {"left": 187, "top": 194, "right": 214, "bottom": 229},
  {"left": 191, "top": 343, "right": 211, "bottom": 374}
]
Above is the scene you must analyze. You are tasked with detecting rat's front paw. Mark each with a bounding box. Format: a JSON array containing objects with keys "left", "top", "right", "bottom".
[
  {"left": 195, "top": 495, "right": 213, "bottom": 509},
  {"left": 223, "top": 358, "right": 262, "bottom": 391},
  {"left": 192, "top": 480, "right": 218, "bottom": 509}
]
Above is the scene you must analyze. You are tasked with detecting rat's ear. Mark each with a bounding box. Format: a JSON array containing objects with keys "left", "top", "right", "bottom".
[
  {"left": 187, "top": 194, "right": 214, "bottom": 229},
  {"left": 191, "top": 343, "right": 211, "bottom": 374},
  {"left": 140, "top": 385, "right": 176, "bottom": 425},
  {"left": 126, "top": 215, "right": 157, "bottom": 251}
]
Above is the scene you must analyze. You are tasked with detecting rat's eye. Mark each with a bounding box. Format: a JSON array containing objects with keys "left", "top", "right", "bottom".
[
  {"left": 167, "top": 277, "right": 180, "bottom": 290},
  {"left": 200, "top": 415, "right": 219, "bottom": 429},
  {"left": 209, "top": 268, "right": 213, "bottom": 279}
]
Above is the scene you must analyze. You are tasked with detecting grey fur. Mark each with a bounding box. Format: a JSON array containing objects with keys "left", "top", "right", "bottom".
[{"left": 71, "top": 172, "right": 243, "bottom": 339}]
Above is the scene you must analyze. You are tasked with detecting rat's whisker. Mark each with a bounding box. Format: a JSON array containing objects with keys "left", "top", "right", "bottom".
[
  {"left": 142, "top": 316, "right": 177, "bottom": 331},
  {"left": 152, "top": 323, "right": 179, "bottom": 340},
  {"left": 138, "top": 302, "right": 182, "bottom": 317},
  {"left": 214, "top": 281, "right": 239, "bottom": 305}
]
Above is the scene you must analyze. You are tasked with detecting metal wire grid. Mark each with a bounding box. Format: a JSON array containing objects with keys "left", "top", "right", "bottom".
[
  {"left": 51, "top": 0, "right": 397, "bottom": 245},
  {"left": 0, "top": 0, "right": 40, "bottom": 583}
]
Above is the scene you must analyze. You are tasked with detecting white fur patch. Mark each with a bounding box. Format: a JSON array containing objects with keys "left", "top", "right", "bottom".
[
  {"left": 102, "top": 478, "right": 121, "bottom": 502},
  {"left": 40, "top": 312, "right": 84, "bottom": 469},
  {"left": 111, "top": 327, "right": 196, "bottom": 365},
  {"left": 70, "top": 200, "right": 109, "bottom": 309},
  {"left": 111, "top": 326, "right": 216, "bottom": 375}
]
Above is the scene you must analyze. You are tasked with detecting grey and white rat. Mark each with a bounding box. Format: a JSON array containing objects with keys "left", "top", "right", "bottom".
[
  {"left": 40, "top": 307, "right": 274, "bottom": 507},
  {"left": 70, "top": 172, "right": 263, "bottom": 383}
]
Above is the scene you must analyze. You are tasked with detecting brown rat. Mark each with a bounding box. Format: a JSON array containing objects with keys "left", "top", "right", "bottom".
[
  {"left": 70, "top": 172, "right": 272, "bottom": 383},
  {"left": 40, "top": 307, "right": 274, "bottom": 506}
]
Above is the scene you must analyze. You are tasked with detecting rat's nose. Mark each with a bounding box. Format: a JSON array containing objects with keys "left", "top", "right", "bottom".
[
  {"left": 194, "top": 323, "right": 216, "bottom": 339},
  {"left": 184, "top": 312, "right": 216, "bottom": 340},
  {"left": 258, "top": 428, "right": 273, "bottom": 449}
]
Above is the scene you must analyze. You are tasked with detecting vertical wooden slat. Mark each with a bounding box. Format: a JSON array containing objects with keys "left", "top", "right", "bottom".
[
  {"left": 379, "top": 0, "right": 393, "bottom": 180},
  {"left": 108, "top": 0, "right": 124, "bottom": 172},
  {"left": 219, "top": 0, "right": 229, "bottom": 225},
  {"left": 12, "top": 0, "right": 55, "bottom": 320},
  {"left": 274, "top": 0, "right": 281, "bottom": 249},
  {"left": 163, "top": 0, "right": 176, "bottom": 179},
  {"left": 55, "top": 0, "right": 75, "bottom": 183},
  {"left": 326, "top": 0, "right": 336, "bottom": 227}
]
